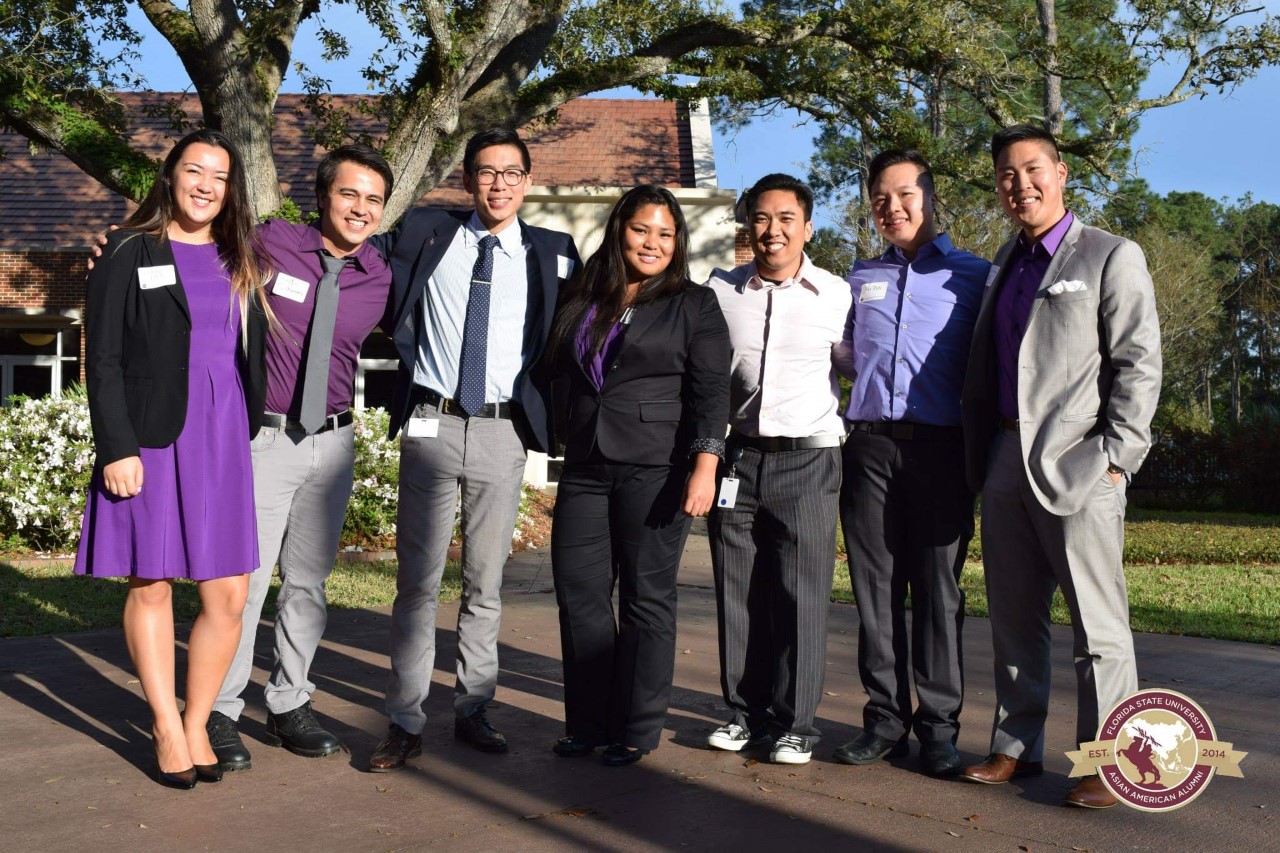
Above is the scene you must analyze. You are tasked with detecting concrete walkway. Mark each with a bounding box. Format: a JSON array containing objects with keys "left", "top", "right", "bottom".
[{"left": 2, "top": 522, "right": 1277, "bottom": 851}]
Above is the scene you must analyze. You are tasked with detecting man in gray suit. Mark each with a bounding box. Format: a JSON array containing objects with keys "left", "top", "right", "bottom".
[{"left": 958, "top": 125, "right": 1161, "bottom": 809}]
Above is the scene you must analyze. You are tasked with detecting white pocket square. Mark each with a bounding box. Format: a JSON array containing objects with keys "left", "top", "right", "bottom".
[{"left": 1047, "top": 279, "right": 1087, "bottom": 295}]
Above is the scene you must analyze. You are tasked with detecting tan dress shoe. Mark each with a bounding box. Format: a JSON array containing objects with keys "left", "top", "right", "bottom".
[
  {"left": 1065, "top": 775, "right": 1119, "bottom": 808},
  {"left": 960, "top": 752, "right": 1044, "bottom": 784}
]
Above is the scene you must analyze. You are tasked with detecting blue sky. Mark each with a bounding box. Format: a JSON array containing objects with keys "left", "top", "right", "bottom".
[{"left": 119, "top": 5, "right": 1279, "bottom": 221}]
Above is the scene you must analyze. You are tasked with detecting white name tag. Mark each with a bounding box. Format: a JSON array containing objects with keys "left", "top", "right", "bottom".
[
  {"left": 137, "top": 265, "right": 176, "bottom": 289},
  {"left": 860, "top": 281, "right": 889, "bottom": 303},
  {"left": 272, "top": 273, "right": 312, "bottom": 303},
  {"left": 557, "top": 255, "right": 576, "bottom": 279},
  {"left": 716, "top": 477, "right": 740, "bottom": 510},
  {"left": 985, "top": 265, "right": 1001, "bottom": 288},
  {"left": 406, "top": 417, "right": 440, "bottom": 439}
]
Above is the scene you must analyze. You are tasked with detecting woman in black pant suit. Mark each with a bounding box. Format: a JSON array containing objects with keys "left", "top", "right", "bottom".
[{"left": 544, "top": 185, "right": 730, "bottom": 766}]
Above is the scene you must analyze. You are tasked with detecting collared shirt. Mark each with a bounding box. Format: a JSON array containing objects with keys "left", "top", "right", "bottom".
[
  {"left": 257, "top": 218, "right": 391, "bottom": 417},
  {"left": 993, "top": 211, "right": 1075, "bottom": 419},
  {"left": 841, "top": 233, "right": 989, "bottom": 427},
  {"left": 707, "top": 254, "right": 850, "bottom": 438},
  {"left": 412, "top": 212, "right": 532, "bottom": 403}
]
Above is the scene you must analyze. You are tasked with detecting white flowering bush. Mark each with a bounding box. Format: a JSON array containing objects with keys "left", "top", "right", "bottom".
[
  {"left": 0, "top": 390, "right": 95, "bottom": 551},
  {"left": 345, "top": 407, "right": 401, "bottom": 548}
]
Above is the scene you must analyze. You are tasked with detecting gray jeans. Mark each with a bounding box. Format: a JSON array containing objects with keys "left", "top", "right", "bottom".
[{"left": 214, "top": 422, "right": 355, "bottom": 719}]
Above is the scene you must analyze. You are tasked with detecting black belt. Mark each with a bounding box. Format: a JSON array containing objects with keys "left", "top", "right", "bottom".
[
  {"left": 414, "top": 387, "right": 519, "bottom": 419},
  {"left": 730, "top": 433, "right": 844, "bottom": 452},
  {"left": 1000, "top": 417, "right": 1020, "bottom": 432},
  {"left": 261, "top": 410, "right": 353, "bottom": 433},
  {"left": 848, "top": 421, "right": 961, "bottom": 441}
]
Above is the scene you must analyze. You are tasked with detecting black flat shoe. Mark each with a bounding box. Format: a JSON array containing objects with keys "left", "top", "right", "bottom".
[
  {"left": 156, "top": 766, "right": 197, "bottom": 790},
  {"left": 194, "top": 762, "right": 223, "bottom": 783},
  {"left": 920, "top": 741, "right": 963, "bottom": 777},
  {"left": 601, "top": 744, "right": 648, "bottom": 767},
  {"left": 206, "top": 710, "right": 252, "bottom": 772},
  {"left": 552, "top": 736, "right": 599, "bottom": 758},
  {"left": 833, "top": 731, "right": 910, "bottom": 765}
]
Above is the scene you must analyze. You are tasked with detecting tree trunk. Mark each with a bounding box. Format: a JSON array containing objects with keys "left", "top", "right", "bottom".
[{"left": 1036, "top": 0, "right": 1064, "bottom": 135}]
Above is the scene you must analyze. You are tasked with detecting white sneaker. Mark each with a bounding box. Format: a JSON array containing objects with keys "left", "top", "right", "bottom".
[
  {"left": 707, "top": 722, "right": 771, "bottom": 752},
  {"left": 770, "top": 733, "right": 813, "bottom": 765}
]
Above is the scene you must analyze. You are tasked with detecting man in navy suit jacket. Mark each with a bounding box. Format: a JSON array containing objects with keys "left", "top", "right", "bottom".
[{"left": 367, "top": 128, "right": 581, "bottom": 771}]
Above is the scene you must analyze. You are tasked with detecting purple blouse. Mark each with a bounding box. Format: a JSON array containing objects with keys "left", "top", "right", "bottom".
[{"left": 576, "top": 307, "right": 629, "bottom": 390}]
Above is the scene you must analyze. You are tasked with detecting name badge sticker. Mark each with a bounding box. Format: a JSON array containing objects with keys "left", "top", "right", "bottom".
[
  {"left": 406, "top": 417, "right": 440, "bottom": 439},
  {"left": 137, "top": 265, "right": 176, "bottom": 290},
  {"left": 860, "top": 281, "right": 889, "bottom": 303},
  {"left": 272, "top": 273, "right": 312, "bottom": 303},
  {"left": 985, "top": 265, "right": 1001, "bottom": 288},
  {"left": 716, "top": 477, "right": 740, "bottom": 510},
  {"left": 557, "top": 255, "right": 576, "bottom": 279}
]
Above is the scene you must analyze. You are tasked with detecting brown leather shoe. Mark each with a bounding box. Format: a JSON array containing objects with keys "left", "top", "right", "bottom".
[
  {"left": 368, "top": 723, "right": 422, "bottom": 772},
  {"left": 960, "top": 753, "right": 1044, "bottom": 785},
  {"left": 1065, "top": 775, "right": 1118, "bottom": 809}
]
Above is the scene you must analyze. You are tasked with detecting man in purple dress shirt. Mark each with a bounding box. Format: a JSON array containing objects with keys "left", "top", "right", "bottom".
[
  {"left": 959, "top": 125, "right": 1161, "bottom": 809},
  {"left": 829, "top": 150, "right": 989, "bottom": 777},
  {"left": 204, "top": 145, "right": 394, "bottom": 771}
]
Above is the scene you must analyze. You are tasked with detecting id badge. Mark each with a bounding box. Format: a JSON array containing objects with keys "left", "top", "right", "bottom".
[
  {"left": 406, "top": 417, "right": 440, "bottom": 438},
  {"left": 716, "top": 477, "right": 740, "bottom": 510}
]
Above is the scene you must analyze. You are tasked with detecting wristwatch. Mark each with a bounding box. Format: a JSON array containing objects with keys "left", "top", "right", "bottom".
[{"left": 1106, "top": 462, "right": 1126, "bottom": 476}]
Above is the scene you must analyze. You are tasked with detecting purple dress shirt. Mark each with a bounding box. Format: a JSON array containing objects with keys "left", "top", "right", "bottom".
[
  {"left": 258, "top": 219, "right": 392, "bottom": 418},
  {"left": 841, "top": 233, "right": 990, "bottom": 426},
  {"left": 576, "top": 307, "right": 628, "bottom": 390},
  {"left": 993, "top": 212, "right": 1074, "bottom": 420}
]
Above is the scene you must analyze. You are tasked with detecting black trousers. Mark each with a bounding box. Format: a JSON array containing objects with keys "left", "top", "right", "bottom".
[
  {"left": 708, "top": 446, "right": 841, "bottom": 739},
  {"left": 551, "top": 460, "right": 692, "bottom": 751},
  {"left": 840, "top": 428, "right": 974, "bottom": 744}
]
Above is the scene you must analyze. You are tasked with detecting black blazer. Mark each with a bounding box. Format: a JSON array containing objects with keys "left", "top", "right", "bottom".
[
  {"left": 375, "top": 208, "right": 580, "bottom": 453},
  {"left": 553, "top": 282, "right": 731, "bottom": 466},
  {"left": 85, "top": 230, "right": 266, "bottom": 467}
]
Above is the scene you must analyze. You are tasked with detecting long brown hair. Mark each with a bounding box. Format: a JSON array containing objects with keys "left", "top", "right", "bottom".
[
  {"left": 547, "top": 185, "right": 689, "bottom": 369},
  {"left": 125, "top": 128, "right": 269, "bottom": 327}
]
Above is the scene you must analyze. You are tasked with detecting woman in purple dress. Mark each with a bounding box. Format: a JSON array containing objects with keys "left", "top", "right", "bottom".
[{"left": 75, "top": 129, "right": 268, "bottom": 789}]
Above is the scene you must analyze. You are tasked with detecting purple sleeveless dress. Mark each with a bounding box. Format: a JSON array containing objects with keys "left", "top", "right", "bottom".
[{"left": 74, "top": 241, "right": 259, "bottom": 580}]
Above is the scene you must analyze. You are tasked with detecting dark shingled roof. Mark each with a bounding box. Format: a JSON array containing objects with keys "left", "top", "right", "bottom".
[{"left": 2, "top": 94, "right": 695, "bottom": 250}]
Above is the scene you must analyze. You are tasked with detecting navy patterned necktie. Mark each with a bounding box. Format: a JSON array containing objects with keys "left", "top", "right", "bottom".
[
  {"left": 299, "top": 253, "right": 348, "bottom": 434},
  {"left": 457, "top": 235, "right": 500, "bottom": 416}
]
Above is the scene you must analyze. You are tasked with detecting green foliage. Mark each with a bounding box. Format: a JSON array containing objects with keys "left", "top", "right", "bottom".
[
  {"left": 344, "top": 407, "right": 400, "bottom": 549},
  {"left": 261, "top": 197, "right": 305, "bottom": 224}
]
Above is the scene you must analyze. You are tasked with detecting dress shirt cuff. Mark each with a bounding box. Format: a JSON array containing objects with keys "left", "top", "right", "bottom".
[{"left": 689, "top": 437, "right": 726, "bottom": 459}]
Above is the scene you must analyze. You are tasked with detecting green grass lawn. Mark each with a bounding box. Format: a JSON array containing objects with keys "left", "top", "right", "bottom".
[
  {"left": 832, "top": 560, "right": 1280, "bottom": 645},
  {"left": 0, "top": 560, "right": 459, "bottom": 638}
]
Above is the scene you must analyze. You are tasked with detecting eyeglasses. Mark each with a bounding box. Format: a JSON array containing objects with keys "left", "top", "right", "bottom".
[{"left": 473, "top": 167, "right": 528, "bottom": 186}]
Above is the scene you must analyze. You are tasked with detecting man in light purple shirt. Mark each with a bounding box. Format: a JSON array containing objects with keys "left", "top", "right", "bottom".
[
  {"left": 831, "top": 150, "right": 988, "bottom": 778},
  {"left": 959, "top": 125, "right": 1161, "bottom": 810},
  {"left": 205, "top": 145, "right": 394, "bottom": 772}
]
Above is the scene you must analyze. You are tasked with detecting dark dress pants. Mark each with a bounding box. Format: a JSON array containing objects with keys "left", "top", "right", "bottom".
[
  {"left": 840, "top": 429, "right": 974, "bottom": 744},
  {"left": 551, "top": 460, "right": 692, "bottom": 751}
]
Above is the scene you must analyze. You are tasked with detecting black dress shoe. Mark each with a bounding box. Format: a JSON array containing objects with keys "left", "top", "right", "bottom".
[
  {"left": 920, "top": 741, "right": 963, "bottom": 777},
  {"left": 552, "top": 736, "right": 599, "bottom": 758},
  {"left": 156, "top": 766, "right": 197, "bottom": 790},
  {"left": 265, "top": 701, "right": 342, "bottom": 758},
  {"left": 454, "top": 709, "right": 509, "bottom": 753},
  {"left": 369, "top": 723, "right": 422, "bottom": 772},
  {"left": 601, "top": 744, "right": 648, "bottom": 767},
  {"left": 833, "top": 731, "right": 910, "bottom": 765},
  {"left": 194, "top": 762, "right": 223, "bottom": 783},
  {"left": 206, "top": 711, "right": 252, "bottom": 772}
]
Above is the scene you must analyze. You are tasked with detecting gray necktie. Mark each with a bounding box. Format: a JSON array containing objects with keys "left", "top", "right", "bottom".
[{"left": 299, "top": 254, "right": 349, "bottom": 434}]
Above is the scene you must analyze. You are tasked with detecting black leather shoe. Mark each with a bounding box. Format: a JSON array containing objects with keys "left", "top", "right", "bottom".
[
  {"left": 155, "top": 766, "right": 197, "bottom": 790},
  {"left": 454, "top": 709, "right": 509, "bottom": 753},
  {"left": 194, "top": 762, "right": 223, "bottom": 784},
  {"left": 552, "top": 736, "right": 599, "bottom": 758},
  {"left": 920, "top": 741, "right": 963, "bottom": 777},
  {"left": 265, "top": 701, "right": 342, "bottom": 758},
  {"left": 833, "top": 731, "right": 910, "bottom": 765},
  {"left": 206, "top": 711, "right": 252, "bottom": 772},
  {"left": 369, "top": 723, "right": 422, "bottom": 772},
  {"left": 601, "top": 744, "right": 648, "bottom": 766}
]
